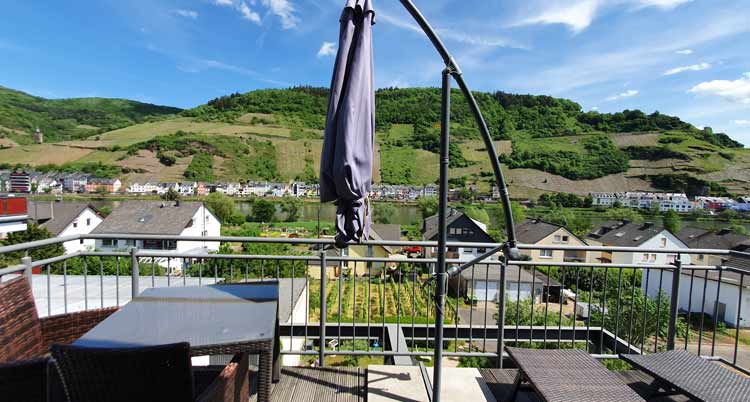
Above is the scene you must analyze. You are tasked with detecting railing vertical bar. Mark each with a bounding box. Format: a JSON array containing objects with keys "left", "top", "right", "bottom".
[
  {"left": 453, "top": 261, "right": 459, "bottom": 352},
  {"left": 63, "top": 260, "right": 68, "bottom": 314},
  {"left": 244, "top": 261, "right": 249, "bottom": 283},
  {"left": 47, "top": 264, "right": 52, "bottom": 316},
  {"left": 599, "top": 267, "right": 608, "bottom": 354},
  {"left": 627, "top": 267, "right": 637, "bottom": 353},
  {"left": 115, "top": 257, "right": 120, "bottom": 306},
  {"left": 367, "top": 256, "right": 372, "bottom": 352},
  {"left": 338, "top": 255, "right": 343, "bottom": 350},
  {"left": 198, "top": 258, "right": 203, "bottom": 286},
  {"left": 698, "top": 267, "right": 709, "bottom": 355},
  {"left": 572, "top": 267, "right": 579, "bottom": 349},
  {"left": 530, "top": 265, "right": 536, "bottom": 348},
  {"left": 381, "top": 260, "right": 386, "bottom": 352},
  {"left": 291, "top": 260, "right": 295, "bottom": 353},
  {"left": 497, "top": 256, "right": 507, "bottom": 367},
  {"left": 261, "top": 259, "right": 265, "bottom": 280},
  {"left": 397, "top": 263, "right": 403, "bottom": 351},
  {"left": 304, "top": 260, "right": 309, "bottom": 349},
  {"left": 667, "top": 255, "right": 682, "bottom": 351},
  {"left": 168, "top": 258, "right": 171, "bottom": 287},
  {"left": 83, "top": 257, "right": 88, "bottom": 310},
  {"left": 412, "top": 266, "right": 417, "bottom": 352},
  {"left": 733, "top": 272, "right": 743, "bottom": 365},
  {"left": 558, "top": 267, "right": 566, "bottom": 349},
  {"left": 613, "top": 267, "right": 623, "bottom": 352},
  {"left": 483, "top": 263, "right": 489, "bottom": 352},
  {"left": 641, "top": 268, "right": 650, "bottom": 354},
  {"left": 586, "top": 266, "right": 594, "bottom": 353},
  {"left": 543, "top": 267, "right": 550, "bottom": 348},
  {"left": 151, "top": 257, "right": 155, "bottom": 288},
  {"left": 99, "top": 257, "right": 104, "bottom": 308},
  {"left": 319, "top": 251, "right": 327, "bottom": 367},
  {"left": 655, "top": 268, "right": 665, "bottom": 353},
  {"left": 711, "top": 266, "right": 723, "bottom": 356},
  {"left": 352, "top": 260, "right": 356, "bottom": 352},
  {"left": 515, "top": 262, "right": 522, "bottom": 346},
  {"left": 685, "top": 269, "right": 696, "bottom": 350}
]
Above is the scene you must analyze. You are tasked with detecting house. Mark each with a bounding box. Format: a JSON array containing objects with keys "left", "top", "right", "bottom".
[
  {"left": 422, "top": 209, "right": 497, "bottom": 263},
  {"left": 60, "top": 174, "right": 90, "bottom": 193},
  {"left": 28, "top": 201, "right": 103, "bottom": 253},
  {"left": 0, "top": 195, "right": 28, "bottom": 238},
  {"left": 586, "top": 220, "right": 690, "bottom": 265},
  {"left": 9, "top": 171, "right": 31, "bottom": 193},
  {"left": 449, "top": 264, "right": 561, "bottom": 303},
  {"left": 677, "top": 227, "right": 750, "bottom": 267},
  {"left": 345, "top": 224, "right": 403, "bottom": 276},
  {"left": 515, "top": 219, "right": 589, "bottom": 263},
  {"left": 92, "top": 201, "right": 220, "bottom": 272},
  {"left": 85, "top": 178, "right": 122, "bottom": 194},
  {"left": 177, "top": 182, "right": 196, "bottom": 196},
  {"left": 35, "top": 174, "right": 61, "bottom": 194}
]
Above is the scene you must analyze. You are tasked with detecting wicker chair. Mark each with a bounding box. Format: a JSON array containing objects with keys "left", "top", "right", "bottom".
[
  {"left": 0, "top": 276, "right": 119, "bottom": 363},
  {"left": 51, "top": 342, "right": 250, "bottom": 402},
  {"left": 0, "top": 276, "right": 118, "bottom": 402}
]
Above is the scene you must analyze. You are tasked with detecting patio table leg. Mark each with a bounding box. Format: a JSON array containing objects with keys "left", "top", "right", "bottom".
[
  {"left": 258, "top": 349, "right": 273, "bottom": 402},
  {"left": 273, "top": 317, "right": 281, "bottom": 383},
  {"left": 510, "top": 370, "right": 524, "bottom": 402}
]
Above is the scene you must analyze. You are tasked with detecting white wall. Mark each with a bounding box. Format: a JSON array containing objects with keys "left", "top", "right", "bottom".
[
  {"left": 59, "top": 208, "right": 102, "bottom": 253},
  {"left": 615, "top": 230, "right": 691, "bottom": 266},
  {"left": 177, "top": 206, "right": 221, "bottom": 253},
  {"left": 0, "top": 221, "right": 27, "bottom": 238},
  {"left": 645, "top": 270, "right": 750, "bottom": 328}
]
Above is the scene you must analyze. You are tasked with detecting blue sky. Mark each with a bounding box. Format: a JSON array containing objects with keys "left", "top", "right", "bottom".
[{"left": 1, "top": 0, "right": 749, "bottom": 144}]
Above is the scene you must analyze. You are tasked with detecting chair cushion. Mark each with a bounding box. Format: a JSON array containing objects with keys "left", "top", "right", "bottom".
[
  {"left": 51, "top": 342, "right": 195, "bottom": 402},
  {"left": 0, "top": 277, "right": 44, "bottom": 363}
]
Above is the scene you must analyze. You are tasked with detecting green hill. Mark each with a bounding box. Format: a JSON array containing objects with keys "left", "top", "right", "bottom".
[
  {"left": 1, "top": 86, "right": 747, "bottom": 198},
  {"left": 0, "top": 86, "right": 182, "bottom": 144}
]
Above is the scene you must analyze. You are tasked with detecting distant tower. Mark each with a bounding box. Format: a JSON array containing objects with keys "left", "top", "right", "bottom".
[{"left": 32, "top": 128, "right": 43, "bottom": 144}]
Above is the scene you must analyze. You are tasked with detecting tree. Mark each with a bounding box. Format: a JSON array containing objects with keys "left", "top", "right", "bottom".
[
  {"left": 0, "top": 224, "right": 64, "bottom": 266},
  {"left": 662, "top": 210, "right": 681, "bottom": 234},
  {"left": 251, "top": 199, "right": 276, "bottom": 222},
  {"left": 417, "top": 197, "right": 438, "bottom": 219},
  {"left": 374, "top": 203, "right": 397, "bottom": 224},
  {"left": 463, "top": 205, "right": 490, "bottom": 226},
  {"left": 280, "top": 196, "right": 302, "bottom": 222},
  {"left": 161, "top": 188, "right": 180, "bottom": 201},
  {"left": 204, "top": 192, "right": 237, "bottom": 224}
]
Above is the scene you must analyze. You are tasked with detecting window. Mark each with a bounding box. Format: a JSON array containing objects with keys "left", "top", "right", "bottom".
[
  {"left": 540, "top": 249, "right": 553, "bottom": 258},
  {"left": 463, "top": 248, "right": 473, "bottom": 254},
  {"left": 477, "top": 247, "right": 487, "bottom": 254},
  {"left": 102, "top": 239, "right": 115, "bottom": 247},
  {"left": 554, "top": 235, "right": 562, "bottom": 243},
  {"left": 123, "top": 239, "right": 135, "bottom": 247},
  {"left": 660, "top": 238, "right": 667, "bottom": 248},
  {"left": 79, "top": 239, "right": 84, "bottom": 244},
  {"left": 73, "top": 221, "right": 78, "bottom": 228},
  {"left": 698, "top": 254, "right": 705, "bottom": 261},
  {"left": 650, "top": 254, "right": 657, "bottom": 263},
  {"left": 666, "top": 254, "right": 677, "bottom": 264},
  {"left": 641, "top": 253, "right": 649, "bottom": 262},
  {"left": 86, "top": 218, "right": 91, "bottom": 226}
]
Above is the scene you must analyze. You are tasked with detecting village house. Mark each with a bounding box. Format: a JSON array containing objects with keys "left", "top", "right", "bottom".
[
  {"left": 92, "top": 201, "right": 220, "bottom": 272},
  {"left": 9, "top": 170, "right": 31, "bottom": 193},
  {"left": 177, "top": 182, "right": 196, "bottom": 196},
  {"left": 85, "top": 178, "right": 122, "bottom": 194},
  {"left": 586, "top": 220, "right": 691, "bottom": 265},
  {"left": 28, "top": 201, "right": 103, "bottom": 253},
  {"left": 590, "top": 192, "right": 693, "bottom": 213},
  {"left": 0, "top": 195, "right": 28, "bottom": 238},
  {"left": 60, "top": 173, "right": 90, "bottom": 193},
  {"left": 677, "top": 227, "right": 750, "bottom": 267},
  {"left": 449, "top": 264, "right": 561, "bottom": 303},
  {"left": 515, "top": 219, "right": 589, "bottom": 263},
  {"left": 422, "top": 209, "right": 497, "bottom": 264}
]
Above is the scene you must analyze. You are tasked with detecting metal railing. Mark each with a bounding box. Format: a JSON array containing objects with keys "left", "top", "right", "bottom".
[{"left": 2, "top": 235, "right": 749, "bottom": 376}]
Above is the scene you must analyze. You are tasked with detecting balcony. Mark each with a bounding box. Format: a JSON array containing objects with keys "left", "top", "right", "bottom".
[{"left": 1, "top": 234, "right": 749, "bottom": 402}]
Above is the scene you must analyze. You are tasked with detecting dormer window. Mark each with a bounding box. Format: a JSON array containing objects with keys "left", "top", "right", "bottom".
[{"left": 660, "top": 238, "right": 667, "bottom": 248}]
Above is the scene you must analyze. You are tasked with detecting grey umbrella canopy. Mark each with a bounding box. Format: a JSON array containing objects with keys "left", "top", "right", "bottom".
[{"left": 320, "top": 0, "right": 376, "bottom": 248}]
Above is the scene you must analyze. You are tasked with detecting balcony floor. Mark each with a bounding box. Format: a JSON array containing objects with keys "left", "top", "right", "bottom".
[
  {"left": 480, "top": 368, "right": 691, "bottom": 402},
  {"left": 249, "top": 367, "right": 365, "bottom": 402}
]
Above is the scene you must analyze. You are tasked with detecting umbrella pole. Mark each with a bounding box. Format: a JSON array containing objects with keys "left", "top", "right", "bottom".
[
  {"left": 398, "top": 0, "right": 519, "bottom": 254},
  {"left": 432, "top": 68, "right": 452, "bottom": 402}
]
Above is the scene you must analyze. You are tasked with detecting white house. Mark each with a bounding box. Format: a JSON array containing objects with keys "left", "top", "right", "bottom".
[
  {"left": 422, "top": 209, "right": 498, "bottom": 264},
  {"left": 92, "top": 201, "right": 221, "bottom": 272},
  {"left": 28, "top": 201, "right": 104, "bottom": 253},
  {"left": 586, "top": 221, "right": 691, "bottom": 265}
]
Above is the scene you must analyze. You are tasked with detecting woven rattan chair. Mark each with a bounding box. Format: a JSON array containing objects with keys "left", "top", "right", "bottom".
[
  {"left": 51, "top": 342, "right": 249, "bottom": 402},
  {"left": 0, "top": 276, "right": 118, "bottom": 364}
]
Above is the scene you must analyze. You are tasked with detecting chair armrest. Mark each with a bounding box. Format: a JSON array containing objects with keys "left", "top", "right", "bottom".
[
  {"left": 195, "top": 353, "right": 250, "bottom": 402},
  {"left": 40, "top": 307, "right": 118, "bottom": 348}
]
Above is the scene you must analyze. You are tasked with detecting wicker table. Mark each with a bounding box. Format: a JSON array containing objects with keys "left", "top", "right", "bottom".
[
  {"left": 620, "top": 350, "right": 750, "bottom": 402},
  {"left": 506, "top": 347, "right": 645, "bottom": 402},
  {"left": 74, "top": 282, "right": 281, "bottom": 402}
]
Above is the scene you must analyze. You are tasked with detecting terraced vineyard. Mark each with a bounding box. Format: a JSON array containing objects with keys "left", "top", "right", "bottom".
[{"left": 307, "top": 276, "right": 457, "bottom": 324}]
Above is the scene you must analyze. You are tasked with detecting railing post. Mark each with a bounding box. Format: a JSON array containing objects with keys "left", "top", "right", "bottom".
[
  {"left": 667, "top": 254, "right": 682, "bottom": 350},
  {"left": 496, "top": 253, "right": 507, "bottom": 367},
  {"left": 130, "top": 247, "right": 139, "bottom": 298},
  {"left": 319, "top": 250, "right": 327, "bottom": 367},
  {"left": 21, "top": 256, "right": 33, "bottom": 286}
]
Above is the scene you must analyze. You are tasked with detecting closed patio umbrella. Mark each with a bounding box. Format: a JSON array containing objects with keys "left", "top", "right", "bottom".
[{"left": 320, "top": 0, "right": 376, "bottom": 248}]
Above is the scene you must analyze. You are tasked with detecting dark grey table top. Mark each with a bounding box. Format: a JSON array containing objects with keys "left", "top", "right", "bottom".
[{"left": 75, "top": 283, "right": 279, "bottom": 350}]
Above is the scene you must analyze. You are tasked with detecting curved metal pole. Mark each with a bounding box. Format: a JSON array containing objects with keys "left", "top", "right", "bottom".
[{"left": 398, "top": 0, "right": 519, "bottom": 254}]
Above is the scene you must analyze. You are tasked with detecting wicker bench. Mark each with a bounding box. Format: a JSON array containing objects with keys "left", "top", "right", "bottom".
[
  {"left": 506, "top": 347, "right": 645, "bottom": 402},
  {"left": 620, "top": 350, "right": 750, "bottom": 402}
]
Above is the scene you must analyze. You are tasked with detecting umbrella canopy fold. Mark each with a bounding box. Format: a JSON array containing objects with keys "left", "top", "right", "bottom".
[{"left": 320, "top": 0, "right": 376, "bottom": 248}]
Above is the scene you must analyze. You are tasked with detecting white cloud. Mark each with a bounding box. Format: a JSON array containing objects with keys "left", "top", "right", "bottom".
[
  {"left": 590, "top": 106, "right": 600, "bottom": 111},
  {"left": 173, "top": 9, "right": 198, "bottom": 19},
  {"left": 690, "top": 73, "right": 750, "bottom": 104},
  {"left": 261, "top": 0, "right": 299, "bottom": 29},
  {"left": 675, "top": 49, "right": 693, "bottom": 55},
  {"left": 238, "top": 2, "right": 261, "bottom": 24},
  {"left": 632, "top": 0, "right": 693, "bottom": 10},
  {"left": 512, "top": 0, "right": 600, "bottom": 34},
  {"left": 510, "top": 0, "right": 693, "bottom": 33},
  {"left": 378, "top": 10, "right": 526, "bottom": 49},
  {"left": 606, "top": 89, "right": 639, "bottom": 101},
  {"left": 213, "top": 0, "right": 234, "bottom": 6},
  {"left": 734, "top": 120, "right": 750, "bottom": 125},
  {"left": 317, "top": 42, "right": 336, "bottom": 58},
  {"left": 663, "top": 62, "right": 711, "bottom": 76}
]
